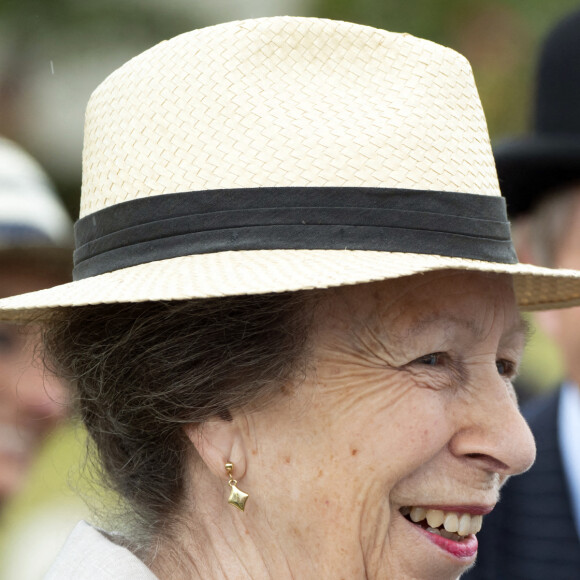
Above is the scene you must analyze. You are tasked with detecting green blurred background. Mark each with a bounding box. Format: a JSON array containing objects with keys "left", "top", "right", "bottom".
[{"left": 0, "top": 0, "right": 575, "bottom": 577}]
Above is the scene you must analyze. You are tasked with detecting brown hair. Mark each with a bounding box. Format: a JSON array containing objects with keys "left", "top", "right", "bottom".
[{"left": 42, "top": 292, "right": 318, "bottom": 548}]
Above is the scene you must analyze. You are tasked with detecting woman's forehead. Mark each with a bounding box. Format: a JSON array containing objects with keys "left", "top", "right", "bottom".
[{"left": 320, "top": 271, "right": 521, "bottom": 338}]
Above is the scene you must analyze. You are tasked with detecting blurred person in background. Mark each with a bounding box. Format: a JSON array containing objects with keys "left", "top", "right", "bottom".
[
  {"left": 0, "top": 136, "right": 72, "bottom": 510},
  {"left": 464, "top": 9, "right": 580, "bottom": 580}
]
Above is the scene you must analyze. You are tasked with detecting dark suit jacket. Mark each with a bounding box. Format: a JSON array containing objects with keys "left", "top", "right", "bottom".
[{"left": 463, "top": 387, "right": 580, "bottom": 579}]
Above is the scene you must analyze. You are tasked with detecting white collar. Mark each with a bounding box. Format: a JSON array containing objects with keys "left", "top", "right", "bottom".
[
  {"left": 44, "top": 520, "right": 158, "bottom": 579},
  {"left": 558, "top": 381, "right": 580, "bottom": 540}
]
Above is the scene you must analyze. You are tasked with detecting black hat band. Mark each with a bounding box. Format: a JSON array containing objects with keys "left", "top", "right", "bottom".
[{"left": 73, "top": 187, "right": 517, "bottom": 281}]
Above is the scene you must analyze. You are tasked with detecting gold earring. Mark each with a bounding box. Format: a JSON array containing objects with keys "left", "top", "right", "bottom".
[{"left": 225, "top": 462, "right": 249, "bottom": 511}]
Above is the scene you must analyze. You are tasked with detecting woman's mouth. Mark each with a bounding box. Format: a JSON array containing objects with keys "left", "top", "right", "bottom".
[
  {"left": 400, "top": 505, "right": 485, "bottom": 560},
  {"left": 400, "top": 506, "right": 483, "bottom": 540}
]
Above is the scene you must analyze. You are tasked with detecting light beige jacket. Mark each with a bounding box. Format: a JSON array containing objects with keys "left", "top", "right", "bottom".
[{"left": 44, "top": 521, "right": 157, "bottom": 579}]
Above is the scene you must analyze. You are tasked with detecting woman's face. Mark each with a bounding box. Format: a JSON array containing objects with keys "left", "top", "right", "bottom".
[
  {"left": 0, "top": 266, "right": 67, "bottom": 506},
  {"left": 243, "top": 270, "right": 535, "bottom": 580}
]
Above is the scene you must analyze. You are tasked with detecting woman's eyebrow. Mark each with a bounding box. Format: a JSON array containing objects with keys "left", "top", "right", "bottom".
[{"left": 502, "top": 315, "right": 532, "bottom": 347}]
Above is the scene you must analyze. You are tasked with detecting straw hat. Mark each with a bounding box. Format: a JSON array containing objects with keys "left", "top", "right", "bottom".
[
  {"left": 1, "top": 16, "right": 580, "bottom": 321},
  {"left": 0, "top": 137, "right": 72, "bottom": 278}
]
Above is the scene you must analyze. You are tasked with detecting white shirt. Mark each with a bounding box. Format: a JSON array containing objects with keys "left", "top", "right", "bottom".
[
  {"left": 558, "top": 381, "right": 580, "bottom": 540},
  {"left": 44, "top": 520, "right": 158, "bottom": 579}
]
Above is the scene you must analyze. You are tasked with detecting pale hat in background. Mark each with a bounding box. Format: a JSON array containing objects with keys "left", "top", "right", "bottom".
[
  {"left": 1, "top": 16, "right": 580, "bottom": 320},
  {"left": 0, "top": 136, "right": 72, "bottom": 277}
]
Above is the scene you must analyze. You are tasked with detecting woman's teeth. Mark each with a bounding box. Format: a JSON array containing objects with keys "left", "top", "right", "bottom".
[{"left": 401, "top": 506, "right": 483, "bottom": 539}]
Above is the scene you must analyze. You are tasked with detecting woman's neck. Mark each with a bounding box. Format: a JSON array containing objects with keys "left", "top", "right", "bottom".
[{"left": 148, "top": 513, "right": 295, "bottom": 580}]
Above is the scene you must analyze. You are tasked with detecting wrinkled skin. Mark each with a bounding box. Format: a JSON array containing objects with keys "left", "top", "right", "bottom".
[
  {"left": 173, "top": 270, "right": 535, "bottom": 580},
  {"left": 0, "top": 267, "right": 67, "bottom": 506}
]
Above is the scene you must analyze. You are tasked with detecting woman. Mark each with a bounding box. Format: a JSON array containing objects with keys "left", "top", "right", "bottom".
[
  {"left": 0, "top": 137, "right": 71, "bottom": 508},
  {"left": 1, "top": 17, "right": 580, "bottom": 580}
]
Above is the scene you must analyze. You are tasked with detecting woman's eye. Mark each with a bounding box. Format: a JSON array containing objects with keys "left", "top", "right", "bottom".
[
  {"left": 496, "top": 359, "right": 515, "bottom": 377},
  {"left": 416, "top": 353, "right": 443, "bottom": 366}
]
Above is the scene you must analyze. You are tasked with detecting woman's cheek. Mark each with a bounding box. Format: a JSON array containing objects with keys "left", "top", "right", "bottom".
[{"left": 353, "top": 392, "right": 450, "bottom": 482}]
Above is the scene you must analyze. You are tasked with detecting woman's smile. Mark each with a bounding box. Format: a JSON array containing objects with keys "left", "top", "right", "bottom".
[
  {"left": 404, "top": 515, "right": 479, "bottom": 561},
  {"left": 399, "top": 505, "right": 492, "bottom": 560}
]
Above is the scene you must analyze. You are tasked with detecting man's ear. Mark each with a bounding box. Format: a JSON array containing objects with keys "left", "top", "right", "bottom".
[
  {"left": 184, "top": 417, "right": 247, "bottom": 481},
  {"left": 510, "top": 216, "right": 534, "bottom": 265}
]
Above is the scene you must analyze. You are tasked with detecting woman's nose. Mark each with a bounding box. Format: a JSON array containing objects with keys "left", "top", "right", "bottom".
[{"left": 449, "top": 373, "right": 536, "bottom": 477}]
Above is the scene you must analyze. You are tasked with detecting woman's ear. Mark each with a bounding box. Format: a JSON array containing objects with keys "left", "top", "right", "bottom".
[{"left": 184, "top": 417, "right": 247, "bottom": 481}]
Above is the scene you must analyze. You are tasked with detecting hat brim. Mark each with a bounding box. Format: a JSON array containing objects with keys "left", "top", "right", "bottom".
[
  {"left": 0, "top": 249, "right": 579, "bottom": 321},
  {"left": 494, "top": 137, "right": 580, "bottom": 218}
]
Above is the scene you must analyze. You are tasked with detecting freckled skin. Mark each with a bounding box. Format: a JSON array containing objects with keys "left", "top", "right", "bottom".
[{"left": 172, "top": 271, "right": 536, "bottom": 580}]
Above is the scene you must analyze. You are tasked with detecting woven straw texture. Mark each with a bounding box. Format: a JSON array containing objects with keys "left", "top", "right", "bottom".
[
  {"left": 81, "top": 17, "right": 499, "bottom": 215},
  {"left": 1, "top": 16, "right": 580, "bottom": 320}
]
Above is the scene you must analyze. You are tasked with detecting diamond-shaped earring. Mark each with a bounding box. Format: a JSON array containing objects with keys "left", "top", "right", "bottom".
[{"left": 225, "top": 462, "right": 249, "bottom": 511}]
